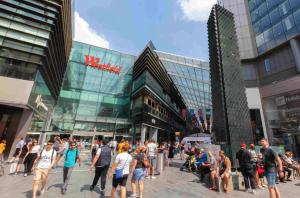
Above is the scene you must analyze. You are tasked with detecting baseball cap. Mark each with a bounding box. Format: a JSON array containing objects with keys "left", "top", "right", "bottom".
[{"left": 240, "top": 143, "right": 246, "bottom": 148}]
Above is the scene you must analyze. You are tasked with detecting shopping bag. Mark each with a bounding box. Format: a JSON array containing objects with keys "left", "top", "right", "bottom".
[{"left": 9, "top": 162, "right": 17, "bottom": 174}]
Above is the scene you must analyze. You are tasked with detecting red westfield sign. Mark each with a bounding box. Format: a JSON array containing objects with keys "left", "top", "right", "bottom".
[{"left": 85, "top": 55, "right": 122, "bottom": 74}]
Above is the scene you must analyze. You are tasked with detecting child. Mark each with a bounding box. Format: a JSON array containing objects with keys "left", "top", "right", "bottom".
[{"left": 257, "top": 153, "right": 266, "bottom": 189}]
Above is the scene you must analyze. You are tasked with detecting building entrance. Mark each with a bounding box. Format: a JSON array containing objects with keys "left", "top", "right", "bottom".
[{"left": 0, "top": 105, "right": 24, "bottom": 158}]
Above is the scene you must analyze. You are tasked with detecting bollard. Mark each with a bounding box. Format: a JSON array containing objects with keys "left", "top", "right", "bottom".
[{"left": 156, "top": 153, "right": 164, "bottom": 174}]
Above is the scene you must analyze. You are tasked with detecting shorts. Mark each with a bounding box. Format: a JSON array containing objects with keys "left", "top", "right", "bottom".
[
  {"left": 265, "top": 172, "right": 276, "bottom": 188},
  {"left": 112, "top": 174, "right": 128, "bottom": 188},
  {"left": 148, "top": 156, "right": 156, "bottom": 167},
  {"left": 132, "top": 168, "right": 146, "bottom": 182},
  {"left": 258, "top": 173, "right": 264, "bottom": 178},
  {"left": 34, "top": 168, "right": 49, "bottom": 181},
  {"left": 17, "top": 157, "right": 24, "bottom": 165}
]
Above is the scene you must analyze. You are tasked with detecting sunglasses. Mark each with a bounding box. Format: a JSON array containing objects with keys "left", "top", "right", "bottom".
[{"left": 47, "top": 143, "right": 53, "bottom": 145}]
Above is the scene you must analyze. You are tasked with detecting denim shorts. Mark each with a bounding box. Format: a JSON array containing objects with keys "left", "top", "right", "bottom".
[
  {"left": 132, "top": 168, "right": 146, "bottom": 182},
  {"left": 265, "top": 172, "right": 277, "bottom": 188}
]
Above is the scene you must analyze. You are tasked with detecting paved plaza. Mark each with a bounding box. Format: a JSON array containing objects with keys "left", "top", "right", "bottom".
[{"left": 0, "top": 152, "right": 300, "bottom": 198}]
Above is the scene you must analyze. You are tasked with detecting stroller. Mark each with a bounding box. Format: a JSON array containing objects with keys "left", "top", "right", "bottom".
[{"left": 180, "top": 151, "right": 196, "bottom": 172}]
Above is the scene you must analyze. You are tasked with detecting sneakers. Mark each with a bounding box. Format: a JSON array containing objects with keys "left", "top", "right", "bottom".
[
  {"left": 245, "top": 189, "right": 251, "bottom": 193},
  {"left": 130, "top": 193, "right": 138, "bottom": 197},
  {"left": 61, "top": 188, "right": 66, "bottom": 194},
  {"left": 40, "top": 188, "right": 46, "bottom": 195},
  {"left": 23, "top": 173, "right": 27, "bottom": 177},
  {"left": 150, "top": 176, "right": 156, "bottom": 179},
  {"left": 145, "top": 176, "right": 150, "bottom": 179},
  {"left": 90, "top": 185, "right": 94, "bottom": 191},
  {"left": 100, "top": 190, "right": 105, "bottom": 196},
  {"left": 251, "top": 190, "right": 257, "bottom": 195}
]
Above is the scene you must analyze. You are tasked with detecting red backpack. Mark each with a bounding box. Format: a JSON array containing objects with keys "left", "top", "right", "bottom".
[{"left": 257, "top": 162, "right": 265, "bottom": 174}]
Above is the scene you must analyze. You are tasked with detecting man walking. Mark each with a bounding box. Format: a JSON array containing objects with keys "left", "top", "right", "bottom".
[
  {"left": 90, "top": 139, "right": 112, "bottom": 197},
  {"left": 146, "top": 139, "right": 157, "bottom": 179},
  {"left": 236, "top": 144, "right": 257, "bottom": 194},
  {"left": 260, "top": 138, "right": 284, "bottom": 198},
  {"left": 59, "top": 141, "right": 81, "bottom": 194},
  {"left": 13, "top": 137, "right": 24, "bottom": 158},
  {"left": 32, "top": 140, "right": 56, "bottom": 198}
]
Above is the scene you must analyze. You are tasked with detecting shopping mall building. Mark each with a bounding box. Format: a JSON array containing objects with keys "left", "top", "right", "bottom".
[{"left": 46, "top": 41, "right": 212, "bottom": 144}]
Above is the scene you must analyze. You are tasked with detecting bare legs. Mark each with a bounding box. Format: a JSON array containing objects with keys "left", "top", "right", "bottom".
[
  {"left": 210, "top": 170, "right": 217, "bottom": 190},
  {"left": 268, "top": 187, "right": 281, "bottom": 198}
]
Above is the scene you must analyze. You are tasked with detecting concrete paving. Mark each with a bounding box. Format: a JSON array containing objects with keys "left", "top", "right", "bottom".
[{"left": 0, "top": 152, "right": 300, "bottom": 198}]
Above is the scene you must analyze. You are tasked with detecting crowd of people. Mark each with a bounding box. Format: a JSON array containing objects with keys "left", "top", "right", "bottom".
[
  {"left": 179, "top": 138, "right": 300, "bottom": 198},
  {"left": 1, "top": 135, "right": 300, "bottom": 198}
]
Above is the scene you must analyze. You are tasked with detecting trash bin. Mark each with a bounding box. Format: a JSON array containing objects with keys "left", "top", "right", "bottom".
[{"left": 156, "top": 153, "right": 164, "bottom": 174}]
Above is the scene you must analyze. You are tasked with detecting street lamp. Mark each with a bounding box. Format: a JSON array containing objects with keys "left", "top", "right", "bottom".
[{"left": 112, "top": 110, "right": 119, "bottom": 141}]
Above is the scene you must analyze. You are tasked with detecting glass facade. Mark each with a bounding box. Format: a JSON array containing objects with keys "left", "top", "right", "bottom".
[
  {"left": 155, "top": 51, "right": 212, "bottom": 132},
  {"left": 248, "top": 0, "right": 300, "bottom": 54},
  {"left": 51, "top": 42, "right": 135, "bottom": 134},
  {"left": 262, "top": 89, "right": 300, "bottom": 156}
]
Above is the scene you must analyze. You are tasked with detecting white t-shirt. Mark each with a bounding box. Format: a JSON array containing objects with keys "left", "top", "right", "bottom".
[
  {"left": 30, "top": 145, "right": 41, "bottom": 154},
  {"left": 16, "top": 140, "right": 24, "bottom": 149},
  {"left": 37, "top": 149, "right": 57, "bottom": 169},
  {"left": 115, "top": 152, "right": 132, "bottom": 175},
  {"left": 147, "top": 143, "right": 157, "bottom": 157}
]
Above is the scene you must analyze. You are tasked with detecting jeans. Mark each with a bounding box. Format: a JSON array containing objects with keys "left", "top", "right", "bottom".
[
  {"left": 92, "top": 165, "right": 110, "bottom": 190},
  {"left": 266, "top": 172, "right": 277, "bottom": 188},
  {"left": 241, "top": 169, "right": 256, "bottom": 190},
  {"left": 62, "top": 167, "right": 74, "bottom": 190}
]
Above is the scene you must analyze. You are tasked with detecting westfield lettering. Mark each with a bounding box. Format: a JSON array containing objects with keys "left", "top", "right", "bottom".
[{"left": 85, "top": 55, "right": 122, "bottom": 74}]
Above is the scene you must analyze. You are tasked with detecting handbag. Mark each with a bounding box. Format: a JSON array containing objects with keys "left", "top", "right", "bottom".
[
  {"left": 142, "top": 154, "right": 150, "bottom": 168},
  {"left": 115, "top": 155, "right": 129, "bottom": 179}
]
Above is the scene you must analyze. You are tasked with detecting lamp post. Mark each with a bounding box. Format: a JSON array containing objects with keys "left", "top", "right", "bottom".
[{"left": 112, "top": 111, "right": 119, "bottom": 141}]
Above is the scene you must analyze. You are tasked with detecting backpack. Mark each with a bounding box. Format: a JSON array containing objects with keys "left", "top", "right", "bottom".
[
  {"left": 257, "top": 162, "right": 265, "bottom": 175},
  {"left": 21, "top": 145, "right": 28, "bottom": 157},
  {"left": 66, "top": 149, "right": 78, "bottom": 163}
]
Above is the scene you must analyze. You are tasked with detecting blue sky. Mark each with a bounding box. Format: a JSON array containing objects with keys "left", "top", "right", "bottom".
[{"left": 74, "top": 0, "right": 217, "bottom": 60}]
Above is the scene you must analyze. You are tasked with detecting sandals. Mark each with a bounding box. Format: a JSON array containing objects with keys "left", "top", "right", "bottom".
[{"left": 209, "top": 187, "right": 217, "bottom": 191}]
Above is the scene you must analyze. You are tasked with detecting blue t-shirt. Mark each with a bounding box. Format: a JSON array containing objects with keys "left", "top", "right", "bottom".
[{"left": 64, "top": 149, "right": 79, "bottom": 168}]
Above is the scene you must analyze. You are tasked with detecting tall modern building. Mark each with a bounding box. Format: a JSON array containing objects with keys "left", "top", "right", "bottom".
[
  {"left": 208, "top": 4, "right": 253, "bottom": 162},
  {"left": 131, "top": 42, "right": 187, "bottom": 143},
  {"left": 222, "top": 0, "right": 300, "bottom": 156},
  {"left": 50, "top": 41, "right": 188, "bottom": 144},
  {"left": 51, "top": 41, "right": 135, "bottom": 140},
  {"left": 0, "top": 0, "right": 73, "bottom": 157},
  {"left": 155, "top": 51, "right": 212, "bottom": 134}
]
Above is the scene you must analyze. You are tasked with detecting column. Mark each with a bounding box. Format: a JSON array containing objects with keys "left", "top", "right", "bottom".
[
  {"left": 290, "top": 39, "right": 300, "bottom": 72},
  {"left": 141, "top": 125, "right": 147, "bottom": 144}
]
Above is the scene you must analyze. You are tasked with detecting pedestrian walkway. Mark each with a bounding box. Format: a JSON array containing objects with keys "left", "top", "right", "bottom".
[{"left": 0, "top": 157, "right": 300, "bottom": 197}]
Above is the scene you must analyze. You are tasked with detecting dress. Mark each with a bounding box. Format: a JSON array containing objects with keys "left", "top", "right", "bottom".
[{"left": 168, "top": 145, "right": 174, "bottom": 159}]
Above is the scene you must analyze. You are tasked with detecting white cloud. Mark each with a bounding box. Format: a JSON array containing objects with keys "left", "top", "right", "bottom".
[
  {"left": 74, "top": 12, "right": 110, "bottom": 48},
  {"left": 177, "top": 0, "right": 217, "bottom": 22}
]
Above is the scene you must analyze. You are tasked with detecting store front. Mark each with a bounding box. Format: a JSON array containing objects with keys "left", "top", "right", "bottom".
[{"left": 262, "top": 89, "right": 300, "bottom": 158}]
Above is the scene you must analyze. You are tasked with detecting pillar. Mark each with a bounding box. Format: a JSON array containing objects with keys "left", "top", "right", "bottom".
[
  {"left": 141, "top": 125, "right": 147, "bottom": 144},
  {"left": 290, "top": 39, "right": 300, "bottom": 72}
]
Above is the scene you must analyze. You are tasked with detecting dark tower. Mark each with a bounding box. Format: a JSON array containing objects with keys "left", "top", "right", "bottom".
[{"left": 207, "top": 4, "right": 253, "bottom": 164}]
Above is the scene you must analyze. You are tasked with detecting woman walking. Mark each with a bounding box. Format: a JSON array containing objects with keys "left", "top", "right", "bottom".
[
  {"left": 130, "top": 147, "right": 147, "bottom": 198},
  {"left": 23, "top": 139, "right": 40, "bottom": 177},
  {"left": 109, "top": 143, "right": 132, "bottom": 198},
  {"left": 168, "top": 142, "right": 175, "bottom": 166}
]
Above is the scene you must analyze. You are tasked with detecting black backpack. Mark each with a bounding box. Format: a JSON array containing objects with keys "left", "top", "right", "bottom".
[{"left": 21, "top": 145, "right": 28, "bottom": 157}]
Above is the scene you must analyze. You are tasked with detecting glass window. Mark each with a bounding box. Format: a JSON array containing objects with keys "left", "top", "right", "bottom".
[
  {"left": 249, "top": 0, "right": 256, "bottom": 11},
  {"left": 256, "top": 33, "right": 265, "bottom": 47},
  {"left": 269, "top": 8, "right": 281, "bottom": 25},
  {"left": 289, "top": 0, "right": 300, "bottom": 8},
  {"left": 251, "top": 10, "right": 260, "bottom": 22},
  {"left": 282, "top": 14, "right": 295, "bottom": 31},
  {"left": 260, "top": 15, "right": 271, "bottom": 31},
  {"left": 258, "top": 2, "right": 268, "bottom": 17},
  {"left": 253, "top": 22, "right": 261, "bottom": 34},
  {"left": 263, "top": 28, "right": 274, "bottom": 42},
  {"left": 278, "top": 1, "right": 291, "bottom": 17},
  {"left": 293, "top": 9, "right": 300, "bottom": 25},
  {"left": 272, "top": 22, "right": 284, "bottom": 37},
  {"left": 264, "top": 59, "right": 272, "bottom": 73}
]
